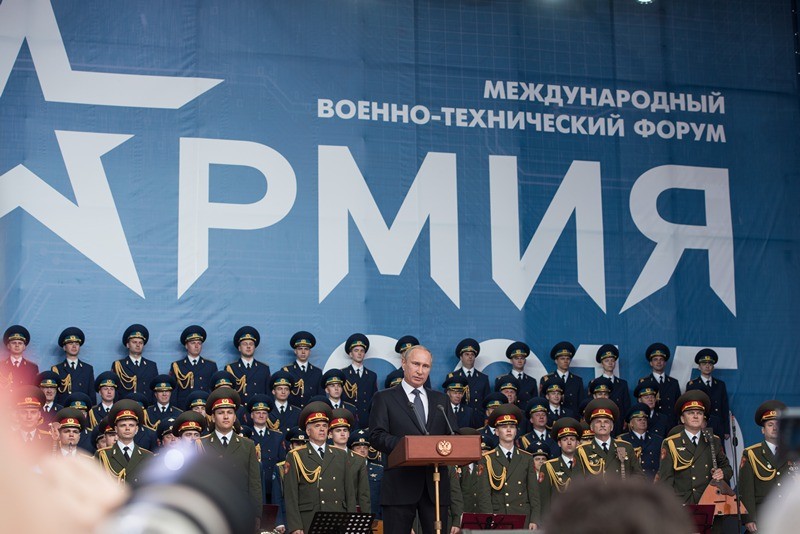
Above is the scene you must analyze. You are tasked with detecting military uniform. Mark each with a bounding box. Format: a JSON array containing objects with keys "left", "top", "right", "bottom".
[
  {"left": 450, "top": 338, "right": 491, "bottom": 412},
  {"left": 226, "top": 326, "right": 271, "bottom": 403},
  {"left": 739, "top": 400, "right": 794, "bottom": 526},
  {"left": 169, "top": 325, "right": 218, "bottom": 409},
  {"left": 113, "top": 325, "right": 158, "bottom": 396},
  {"left": 94, "top": 399, "right": 154, "bottom": 484},
  {"left": 616, "top": 430, "right": 662, "bottom": 479},
  {"left": 539, "top": 342, "right": 585, "bottom": 413},
  {"left": 145, "top": 374, "right": 183, "bottom": 431},
  {"left": 475, "top": 404, "right": 541, "bottom": 526},
  {"left": 505, "top": 341, "right": 537, "bottom": 402},
  {"left": 269, "top": 371, "right": 300, "bottom": 435},
  {"left": 575, "top": 398, "right": 644, "bottom": 479},
  {"left": 249, "top": 395, "right": 288, "bottom": 503},
  {"left": 686, "top": 348, "right": 730, "bottom": 437}
]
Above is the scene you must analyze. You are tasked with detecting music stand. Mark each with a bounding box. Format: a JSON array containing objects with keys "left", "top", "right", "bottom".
[
  {"left": 461, "top": 513, "right": 527, "bottom": 530},
  {"left": 308, "top": 511, "right": 375, "bottom": 534},
  {"left": 686, "top": 504, "right": 715, "bottom": 534}
]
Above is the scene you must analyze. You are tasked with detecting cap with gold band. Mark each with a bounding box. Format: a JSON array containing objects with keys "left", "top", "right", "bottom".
[
  {"left": 754, "top": 399, "right": 786, "bottom": 427},
  {"left": 455, "top": 338, "right": 480, "bottom": 358},
  {"left": 299, "top": 401, "right": 333, "bottom": 427},
  {"left": 58, "top": 327, "right": 85, "bottom": 347},
  {"left": 595, "top": 344, "right": 619, "bottom": 363},
  {"left": 3, "top": 325, "right": 30, "bottom": 345},
  {"left": 233, "top": 326, "right": 260, "bottom": 348},
  {"left": 395, "top": 335, "right": 419, "bottom": 355},
  {"left": 37, "top": 371, "right": 60, "bottom": 389},
  {"left": 172, "top": 410, "right": 208, "bottom": 437},
  {"left": 488, "top": 403, "right": 523, "bottom": 428},
  {"left": 180, "top": 325, "right": 207, "bottom": 345},
  {"left": 625, "top": 403, "right": 650, "bottom": 422},
  {"left": 551, "top": 417, "right": 581, "bottom": 442},
  {"left": 14, "top": 385, "right": 45, "bottom": 408},
  {"left": 205, "top": 386, "right": 242, "bottom": 415},
  {"left": 345, "top": 333, "right": 369, "bottom": 354},
  {"left": 54, "top": 407, "right": 86, "bottom": 430},
  {"left": 645, "top": 342, "right": 670, "bottom": 362},
  {"left": 673, "top": 390, "right": 710, "bottom": 417},
  {"left": 329, "top": 407, "right": 355, "bottom": 430},
  {"left": 122, "top": 324, "right": 149, "bottom": 346},
  {"left": 505, "top": 341, "right": 530, "bottom": 359},
  {"left": 290, "top": 331, "right": 316, "bottom": 349},
  {"left": 108, "top": 399, "right": 144, "bottom": 425},
  {"left": 584, "top": 398, "right": 619, "bottom": 422},
  {"left": 694, "top": 348, "right": 718, "bottom": 365},
  {"left": 550, "top": 341, "right": 575, "bottom": 360}
]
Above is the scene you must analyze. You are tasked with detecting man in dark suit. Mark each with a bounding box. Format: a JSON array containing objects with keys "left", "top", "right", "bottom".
[
  {"left": 446, "top": 338, "right": 490, "bottom": 414},
  {"left": 225, "top": 326, "right": 271, "bottom": 403},
  {"left": 370, "top": 345, "right": 460, "bottom": 534},
  {"left": 341, "top": 333, "right": 379, "bottom": 429},
  {"left": 686, "top": 348, "right": 730, "bottom": 440},
  {"left": 539, "top": 341, "right": 584, "bottom": 413},
  {"left": 199, "top": 387, "right": 262, "bottom": 528},
  {"left": 112, "top": 324, "right": 159, "bottom": 397},
  {"left": 51, "top": 327, "right": 95, "bottom": 406},
  {"left": 169, "top": 325, "right": 218, "bottom": 409},
  {"left": 1, "top": 325, "right": 39, "bottom": 391},
  {"left": 505, "top": 341, "right": 538, "bottom": 403},
  {"left": 94, "top": 399, "right": 154, "bottom": 484},
  {"left": 638, "top": 343, "right": 681, "bottom": 428},
  {"left": 617, "top": 403, "right": 663, "bottom": 479},
  {"left": 282, "top": 331, "right": 322, "bottom": 408}
]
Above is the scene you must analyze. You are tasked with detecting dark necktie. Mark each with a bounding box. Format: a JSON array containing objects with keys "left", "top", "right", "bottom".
[
  {"left": 466, "top": 371, "right": 472, "bottom": 378},
  {"left": 258, "top": 430, "right": 264, "bottom": 438},
  {"left": 318, "top": 446, "right": 325, "bottom": 459},
  {"left": 70, "top": 361, "right": 76, "bottom": 370},
  {"left": 506, "top": 451, "right": 512, "bottom": 461},
  {"left": 333, "top": 403, "right": 339, "bottom": 409},
  {"left": 411, "top": 389, "right": 426, "bottom": 429},
  {"left": 692, "top": 436, "right": 698, "bottom": 446},
  {"left": 134, "top": 360, "right": 140, "bottom": 367},
  {"left": 356, "top": 368, "right": 362, "bottom": 378},
  {"left": 517, "top": 373, "right": 523, "bottom": 380},
  {"left": 280, "top": 405, "right": 285, "bottom": 414},
  {"left": 123, "top": 446, "right": 131, "bottom": 461},
  {"left": 300, "top": 365, "right": 306, "bottom": 373},
  {"left": 245, "top": 362, "right": 250, "bottom": 369},
  {"left": 705, "top": 380, "right": 711, "bottom": 388},
  {"left": 567, "top": 459, "right": 572, "bottom": 470},
  {"left": 161, "top": 406, "right": 166, "bottom": 413},
  {"left": 453, "top": 406, "right": 458, "bottom": 415},
  {"left": 14, "top": 361, "right": 20, "bottom": 368},
  {"left": 659, "top": 375, "right": 664, "bottom": 384},
  {"left": 602, "top": 442, "right": 608, "bottom": 452},
  {"left": 222, "top": 436, "right": 229, "bottom": 448}
]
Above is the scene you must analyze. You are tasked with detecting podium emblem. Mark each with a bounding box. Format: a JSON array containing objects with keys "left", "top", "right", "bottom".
[{"left": 436, "top": 440, "right": 453, "bottom": 456}]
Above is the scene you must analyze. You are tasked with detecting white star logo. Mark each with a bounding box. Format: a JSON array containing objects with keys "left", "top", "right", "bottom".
[{"left": 0, "top": 0, "right": 222, "bottom": 297}]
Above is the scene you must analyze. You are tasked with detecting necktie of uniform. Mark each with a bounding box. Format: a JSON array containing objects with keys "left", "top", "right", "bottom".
[
  {"left": 333, "top": 404, "right": 339, "bottom": 409},
  {"left": 467, "top": 371, "right": 472, "bottom": 378},
  {"left": 190, "top": 359, "right": 197, "bottom": 366},
  {"left": 567, "top": 459, "right": 572, "bottom": 470},
  {"left": 318, "top": 446, "right": 325, "bottom": 459},
  {"left": 357, "top": 368, "right": 362, "bottom": 378},
  {"left": 517, "top": 373, "right": 523, "bottom": 380},
  {"left": 705, "top": 380, "right": 711, "bottom": 388},
  {"left": 602, "top": 442, "right": 608, "bottom": 452},
  {"left": 301, "top": 365, "right": 306, "bottom": 373},
  {"left": 692, "top": 436, "right": 698, "bottom": 446},
  {"left": 222, "top": 436, "right": 229, "bottom": 448},
  {"left": 280, "top": 405, "right": 285, "bottom": 414},
  {"left": 258, "top": 430, "right": 264, "bottom": 438},
  {"left": 161, "top": 406, "right": 166, "bottom": 413},
  {"left": 506, "top": 451, "right": 512, "bottom": 461},
  {"left": 70, "top": 361, "right": 76, "bottom": 370},
  {"left": 134, "top": 360, "right": 140, "bottom": 367},
  {"left": 659, "top": 375, "right": 664, "bottom": 384},
  {"left": 123, "top": 446, "right": 131, "bottom": 461},
  {"left": 14, "top": 361, "right": 20, "bottom": 368},
  {"left": 245, "top": 362, "right": 251, "bottom": 369}
]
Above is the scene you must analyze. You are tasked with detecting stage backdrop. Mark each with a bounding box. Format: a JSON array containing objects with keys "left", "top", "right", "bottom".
[{"left": 1, "top": 0, "right": 799, "bottom": 445}]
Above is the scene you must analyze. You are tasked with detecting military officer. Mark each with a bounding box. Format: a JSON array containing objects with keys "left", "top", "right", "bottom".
[
  {"left": 169, "top": 325, "right": 218, "bottom": 409},
  {"left": 656, "top": 390, "right": 733, "bottom": 506},
  {"left": 740, "top": 400, "right": 793, "bottom": 532},
  {"left": 475, "top": 403, "right": 541, "bottom": 529},
  {"left": 123, "top": 392, "right": 159, "bottom": 452},
  {"left": 270, "top": 370, "right": 300, "bottom": 435},
  {"left": 541, "top": 376, "right": 576, "bottom": 429},
  {"left": 575, "top": 398, "right": 644, "bottom": 479},
  {"left": 12, "top": 385, "right": 51, "bottom": 444},
  {"left": 632, "top": 379, "right": 670, "bottom": 437},
  {"left": 199, "top": 386, "right": 263, "bottom": 526},
  {"left": 283, "top": 331, "right": 322, "bottom": 409},
  {"left": 226, "top": 326, "right": 271, "bottom": 403},
  {"left": 540, "top": 417, "right": 581, "bottom": 518},
  {"left": 1, "top": 325, "right": 39, "bottom": 391},
  {"left": 442, "top": 375, "right": 477, "bottom": 429},
  {"left": 686, "top": 348, "right": 730, "bottom": 440},
  {"left": 52, "top": 407, "right": 93, "bottom": 458},
  {"left": 50, "top": 327, "right": 95, "bottom": 406},
  {"left": 248, "top": 394, "right": 286, "bottom": 504},
  {"left": 494, "top": 374, "right": 521, "bottom": 407},
  {"left": 322, "top": 368, "right": 358, "bottom": 413},
  {"left": 539, "top": 341, "right": 584, "bottom": 413},
  {"left": 518, "top": 397, "right": 558, "bottom": 458},
  {"left": 478, "top": 393, "right": 507, "bottom": 447},
  {"left": 446, "top": 338, "right": 491, "bottom": 414},
  {"left": 112, "top": 324, "right": 158, "bottom": 397},
  {"left": 588, "top": 377, "right": 613, "bottom": 400},
  {"left": 284, "top": 401, "right": 355, "bottom": 534},
  {"left": 617, "top": 403, "right": 663, "bottom": 479},
  {"left": 350, "top": 428, "right": 384, "bottom": 519},
  {"left": 64, "top": 392, "right": 98, "bottom": 451},
  {"left": 639, "top": 342, "right": 681, "bottom": 428},
  {"left": 455, "top": 427, "right": 491, "bottom": 516},
  {"left": 587, "top": 345, "right": 630, "bottom": 436},
  {"left": 171, "top": 410, "right": 208, "bottom": 443},
  {"left": 36, "top": 371, "right": 63, "bottom": 424},
  {"left": 273, "top": 427, "right": 309, "bottom": 532},
  {"left": 579, "top": 420, "right": 594, "bottom": 444},
  {"left": 146, "top": 374, "right": 182, "bottom": 431},
  {"left": 94, "top": 399, "right": 154, "bottom": 484},
  {"left": 505, "top": 341, "right": 538, "bottom": 403},
  {"left": 329, "top": 408, "right": 371, "bottom": 513},
  {"left": 88, "top": 372, "right": 119, "bottom": 429},
  {"left": 341, "top": 333, "right": 378, "bottom": 430}
]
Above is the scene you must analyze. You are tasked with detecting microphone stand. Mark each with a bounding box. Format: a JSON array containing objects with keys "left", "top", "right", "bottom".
[{"left": 730, "top": 411, "right": 744, "bottom": 533}]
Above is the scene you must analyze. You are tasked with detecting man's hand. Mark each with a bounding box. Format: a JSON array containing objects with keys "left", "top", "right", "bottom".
[
  {"left": 745, "top": 521, "right": 757, "bottom": 532},
  {"left": 711, "top": 467, "right": 724, "bottom": 481},
  {"left": 274, "top": 525, "right": 285, "bottom": 534},
  {"left": 450, "top": 527, "right": 461, "bottom": 534},
  {"left": 529, "top": 523, "right": 537, "bottom": 530}
]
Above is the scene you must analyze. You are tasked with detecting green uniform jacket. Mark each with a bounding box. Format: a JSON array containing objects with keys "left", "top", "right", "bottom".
[
  {"left": 574, "top": 438, "right": 645, "bottom": 480},
  {"left": 94, "top": 443, "right": 153, "bottom": 485},
  {"left": 199, "top": 433, "right": 263, "bottom": 519},
  {"left": 539, "top": 456, "right": 576, "bottom": 520},
  {"left": 345, "top": 449, "right": 371, "bottom": 514},
  {"left": 284, "top": 444, "right": 354, "bottom": 533},
  {"left": 448, "top": 465, "right": 464, "bottom": 528},
  {"left": 656, "top": 431, "right": 733, "bottom": 504},
  {"left": 476, "top": 448, "right": 541, "bottom": 526},
  {"left": 458, "top": 462, "right": 489, "bottom": 514},
  {"left": 739, "top": 441, "right": 793, "bottom": 524}
]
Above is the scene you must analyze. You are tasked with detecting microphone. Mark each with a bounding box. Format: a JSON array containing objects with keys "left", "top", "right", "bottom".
[
  {"left": 730, "top": 412, "right": 739, "bottom": 446},
  {"left": 437, "top": 404, "right": 457, "bottom": 435}
]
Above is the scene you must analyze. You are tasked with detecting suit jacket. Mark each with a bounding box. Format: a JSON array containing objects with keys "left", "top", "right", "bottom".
[
  {"left": 251, "top": 426, "right": 287, "bottom": 501},
  {"left": 52, "top": 359, "right": 95, "bottom": 406},
  {"left": 94, "top": 443, "right": 153, "bottom": 484},
  {"left": 225, "top": 359, "right": 271, "bottom": 402},
  {"left": 476, "top": 447, "right": 541, "bottom": 525},
  {"left": 112, "top": 356, "right": 159, "bottom": 396},
  {"left": 656, "top": 430, "right": 733, "bottom": 504},
  {"left": 449, "top": 403, "right": 477, "bottom": 429},
  {"left": 546, "top": 406, "right": 576, "bottom": 430},
  {"left": 686, "top": 376, "right": 730, "bottom": 435},
  {"left": 1, "top": 358, "right": 40, "bottom": 391},
  {"left": 539, "top": 371, "right": 585, "bottom": 413},
  {"left": 170, "top": 356, "right": 218, "bottom": 408},
  {"left": 200, "top": 432, "right": 263, "bottom": 518},
  {"left": 448, "top": 369, "right": 491, "bottom": 413},
  {"left": 369, "top": 384, "right": 458, "bottom": 505},
  {"left": 575, "top": 438, "right": 645, "bottom": 479},
  {"left": 739, "top": 441, "right": 791, "bottom": 524},
  {"left": 648, "top": 410, "right": 671, "bottom": 438},
  {"left": 40, "top": 402, "right": 64, "bottom": 425},
  {"left": 282, "top": 362, "right": 322, "bottom": 408},
  {"left": 518, "top": 430, "right": 558, "bottom": 459},
  {"left": 617, "top": 431, "right": 663, "bottom": 479},
  {"left": 145, "top": 404, "right": 183, "bottom": 431},
  {"left": 284, "top": 444, "right": 354, "bottom": 533},
  {"left": 342, "top": 365, "right": 378, "bottom": 429},
  {"left": 88, "top": 404, "right": 113, "bottom": 430},
  {"left": 458, "top": 462, "right": 489, "bottom": 514},
  {"left": 271, "top": 403, "right": 300, "bottom": 436},
  {"left": 540, "top": 456, "right": 577, "bottom": 517}
]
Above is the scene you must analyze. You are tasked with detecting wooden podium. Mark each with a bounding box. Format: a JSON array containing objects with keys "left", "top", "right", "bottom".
[{"left": 389, "top": 435, "right": 482, "bottom": 534}]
